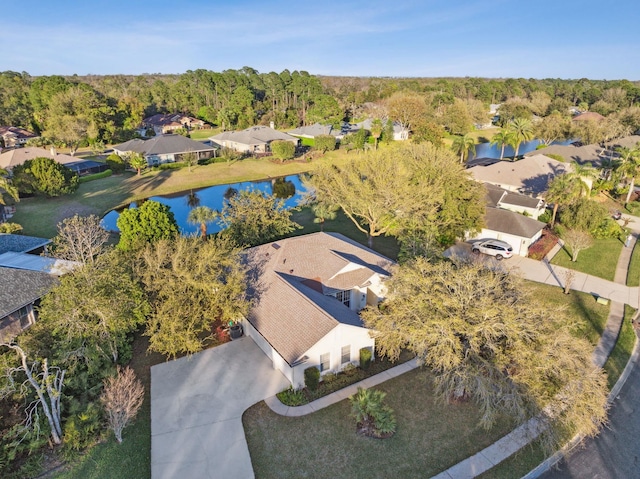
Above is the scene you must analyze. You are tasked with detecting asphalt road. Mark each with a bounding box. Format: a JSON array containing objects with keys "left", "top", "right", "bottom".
[{"left": 539, "top": 348, "right": 640, "bottom": 479}]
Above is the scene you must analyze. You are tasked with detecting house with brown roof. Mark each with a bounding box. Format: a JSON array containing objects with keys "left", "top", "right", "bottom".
[
  {"left": 142, "top": 113, "right": 207, "bottom": 136},
  {"left": 210, "top": 126, "right": 299, "bottom": 154},
  {"left": 572, "top": 111, "right": 605, "bottom": 123},
  {"left": 0, "top": 126, "right": 38, "bottom": 148},
  {"left": 0, "top": 147, "right": 108, "bottom": 176},
  {"left": 241, "top": 232, "right": 394, "bottom": 388}
]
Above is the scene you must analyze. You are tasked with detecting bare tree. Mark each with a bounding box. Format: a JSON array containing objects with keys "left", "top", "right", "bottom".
[
  {"left": 563, "top": 269, "right": 576, "bottom": 294},
  {"left": 562, "top": 228, "right": 594, "bottom": 262},
  {"left": 52, "top": 214, "right": 110, "bottom": 264},
  {"left": 101, "top": 366, "right": 144, "bottom": 443},
  {"left": 0, "top": 344, "right": 65, "bottom": 445}
]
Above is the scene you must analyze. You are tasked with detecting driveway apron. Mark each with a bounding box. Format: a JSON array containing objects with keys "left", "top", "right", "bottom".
[{"left": 151, "top": 337, "right": 290, "bottom": 479}]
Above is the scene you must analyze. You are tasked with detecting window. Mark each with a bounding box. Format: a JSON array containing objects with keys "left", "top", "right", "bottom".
[
  {"left": 320, "top": 353, "right": 330, "bottom": 372},
  {"left": 335, "top": 290, "right": 351, "bottom": 308},
  {"left": 15, "top": 306, "right": 32, "bottom": 329},
  {"left": 341, "top": 345, "right": 351, "bottom": 365}
]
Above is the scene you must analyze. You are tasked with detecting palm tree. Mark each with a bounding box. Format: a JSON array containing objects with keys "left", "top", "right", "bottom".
[
  {"left": 614, "top": 144, "right": 640, "bottom": 205},
  {"left": 490, "top": 131, "right": 509, "bottom": 160},
  {"left": 0, "top": 168, "right": 19, "bottom": 205},
  {"left": 128, "top": 152, "right": 147, "bottom": 176},
  {"left": 187, "top": 206, "right": 218, "bottom": 239},
  {"left": 546, "top": 174, "right": 584, "bottom": 227},
  {"left": 507, "top": 118, "right": 534, "bottom": 160},
  {"left": 452, "top": 134, "right": 476, "bottom": 163},
  {"left": 312, "top": 203, "right": 338, "bottom": 232}
]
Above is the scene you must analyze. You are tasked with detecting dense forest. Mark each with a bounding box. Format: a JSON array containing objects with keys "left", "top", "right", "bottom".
[{"left": 1, "top": 68, "right": 640, "bottom": 150}]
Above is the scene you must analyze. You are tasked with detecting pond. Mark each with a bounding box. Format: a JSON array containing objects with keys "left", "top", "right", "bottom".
[
  {"left": 470, "top": 138, "right": 575, "bottom": 160},
  {"left": 101, "top": 175, "right": 307, "bottom": 235}
]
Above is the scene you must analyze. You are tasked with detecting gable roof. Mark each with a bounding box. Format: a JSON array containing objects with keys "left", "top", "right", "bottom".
[
  {"left": 469, "top": 155, "right": 571, "bottom": 196},
  {"left": 142, "top": 113, "right": 204, "bottom": 127},
  {"left": 0, "top": 126, "right": 38, "bottom": 140},
  {"left": 525, "top": 143, "right": 604, "bottom": 166},
  {"left": 484, "top": 184, "right": 543, "bottom": 209},
  {"left": 484, "top": 207, "right": 545, "bottom": 239},
  {"left": 0, "top": 252, "right": 77, "bottom": 276},
  {"left": 112, "top": 134, "right": 215, "bottom": 156},
  {"left": 0, "top": 234, "right": 50, "bottom": 254},
  {"left": 211, "top": 126, "right": 298, "bottom": 147},
  {"left": 0, "top": 147, "right": 78, "bottom": 170},
  {"left": 0, "top": 266, "right": 58, "bottom": 318},
  {"left": 243, "top": 232, "right": 394, "bottom": 365},
  {"left": 572, "top": 111, "right": 605, "bottom": 122}
]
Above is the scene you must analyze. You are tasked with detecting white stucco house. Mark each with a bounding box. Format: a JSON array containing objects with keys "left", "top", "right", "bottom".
[
  {"left": 210, "top": 126, "right": 299, "bottom": 154},
  {"left": 242, "top": 232, "right": 394, "bottom": 389}
]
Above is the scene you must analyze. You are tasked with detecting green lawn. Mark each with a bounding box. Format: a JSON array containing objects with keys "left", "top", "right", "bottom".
[
  {"left": 551, "top": 237, "right": 624, "bottom": 281},
  {"left": 627, "top": 241, "right": 640, "bottom": 286},
  {"left": 11, "top": 152, "right": 354, "bottom": 239},
  {"left": 187, "top": 128, "right": 221, "bottom": 140},
  {"left": 244, "top": 369, "right": 515, "bottom": 479},
  {"left": 604, "top": 305, "right": 637, "bottom": 389}
]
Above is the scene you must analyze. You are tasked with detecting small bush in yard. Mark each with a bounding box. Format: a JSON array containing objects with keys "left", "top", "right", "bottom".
[
  {"left": 360, "top": 348, "right": 372, "bottom": 369},
  {"left": 304, "top": 366, "right": 320, "bottom": 391},
  {"left": 276, "top": 386, "right": 307, "bottom": 406}
]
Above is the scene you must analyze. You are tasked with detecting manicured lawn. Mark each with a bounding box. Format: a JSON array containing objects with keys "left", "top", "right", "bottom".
[
  {"left": 53, "top": 335, "right": 163, "bottom": 479},
  {"left": 525, "top": 282, "right": 609, "bottom": 346},
  {"left": 244, "top": 369, "right": 515, "bottom": 479},
  {"left": 476, "top": 441, "right": 547, "bottom": 479},
  {"left": 187, "top": 128, "right": 221, "bottom": 140},
  {"left": 11, "top": 153, "right": 353, "bottom": 238},
  {"left": 627, "top": 241, "right": 640, "bottom": 286},
  {"left": 551, "top": 237, "right": 623, "bottom": 281},
  {"left": 604, "top": 305, "right": 637, "bottom": 389}
]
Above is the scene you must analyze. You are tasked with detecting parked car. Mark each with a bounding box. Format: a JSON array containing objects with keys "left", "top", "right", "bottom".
[{"left": 471, "top": 239, "right": 514, "bottom": 260}]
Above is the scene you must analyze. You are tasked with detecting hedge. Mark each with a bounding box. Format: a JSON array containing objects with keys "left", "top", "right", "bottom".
[{"left": 79, "top": 169, "right": 113, "bottom": 183}]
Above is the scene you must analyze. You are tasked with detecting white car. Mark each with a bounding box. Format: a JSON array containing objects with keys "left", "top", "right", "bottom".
[{"left": 471, "top": 239, "right": 513, "bottom": 260}]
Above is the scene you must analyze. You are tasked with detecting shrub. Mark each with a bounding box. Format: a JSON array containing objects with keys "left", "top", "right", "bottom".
[
  {"left": 106, "top": 153, "right": 126, "bottom": 174},
  {"left": 349, "top": 387, "right": 396, "bottom": 438},
  {"left": 0, "top": 222, "right": 22, "bottom": 234},
  {"left": 314, "top": 134, "right": 336, "bottom": 153},
  {"left": 304, "top": 366, "right": 320, "bottom": 391},
  {"left": 276, "top": 386, "right": 307, "bottom": 406},
  {"left": 270, "top": 140, "right": 296, "bottom": 162},
  {"left": 538, "top": 210, "right": 552, "bottom": 224},
  {"left": 63, "top": 402, "right": 102, "bottom": 453},
  {"left": 153, "top": 162, "right": 186, "bottom": 171},
  {"left": 360, "top": 347, "right": 372, "bottom": 370},
  {"left": 12, "top": 157, "right": 79, "bottom": 197},
  {"left": 79, "top": 169, "right": 112, "bottom": 183}
]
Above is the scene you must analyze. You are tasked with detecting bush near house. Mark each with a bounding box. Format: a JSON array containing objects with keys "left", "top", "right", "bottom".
[
  {"left": 106, "top": 153, "right": 126, "bottom": 174},
  {"left": 304, "top": 367, "right": 320, "bottom": 391},
  {"left": 360, "top": 347, "right": 372, "bottom": 369},
  {"left": 79, "top": 169, "right": 113, "bottom": 183}
]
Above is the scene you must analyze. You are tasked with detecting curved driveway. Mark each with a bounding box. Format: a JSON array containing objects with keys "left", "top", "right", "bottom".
[{"left": 539, "top": 348, "right": 640, "bottom": 479}]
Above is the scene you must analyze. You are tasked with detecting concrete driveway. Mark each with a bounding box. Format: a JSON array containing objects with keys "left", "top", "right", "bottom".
[{"left": 151, "top": 337, "right": 290, "bottom": 479}]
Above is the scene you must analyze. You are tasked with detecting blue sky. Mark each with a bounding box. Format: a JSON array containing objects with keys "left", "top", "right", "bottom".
[{"left": 2, "top": 0, "right": 638, "bottom": 79}]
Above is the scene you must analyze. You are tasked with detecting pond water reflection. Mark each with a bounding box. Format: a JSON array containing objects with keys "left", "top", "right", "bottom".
[{"left": 101, "top": 175, "right": 306, "bottom": 235}]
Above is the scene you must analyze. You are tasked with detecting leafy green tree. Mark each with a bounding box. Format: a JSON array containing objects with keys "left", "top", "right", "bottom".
[
  {"left": 534, "top": 113, "right": 572, "bottom": 146},
  {"left": 270, "top": 140, "right": 296, "bottom": 162},
  {"left": 559, "top": 198, "right": 621, "bottom": 239},
  {"left": 307, "top": 143, "right": 484, "bottom": 250},
  {"left": 506, "top": 118, "right": 534, "bottom": 159},
  {"left": 36, "top": 250, "right": 148, "bottom": 365},
  {"left": 187, "top": 206, "right": 218, "bottom": 239},
  {"left": 181, "top": 150, "right": 198, "bottom": 172},
  {"left": 306, "top": 94, "right": 343, "bottom": 126},
  {"left": 369, "top": 119, "right": 383, "bottom": 150},
  {"left": 386, "top": 91, "right": 427, "bottom": 135},
  {"left": 442, "top": 99, "right": 474, "bottom": 135},
  {"left": 11, "top": 157, "right": 79, "bottom": 197},
  {"left": 344, "top": 128, "right": 368, "bottom": 153},
  {"left": 127, "top": 152, "right": 147, "bottom": 176},
  {"left": 219, "top": 190, "right": 300, "bottom": 247},
  {"left": 361, "top": 258, "right": 608, "bottom": 454},
  {"left": 136, "top": 236, "right": 248, "bottom": 358},
  {"left": 0, "top": 168, "right": 19, "bottom": 204},
  {"left": 412, "top": 120, "right": 445, "bottom": 147},
  {"left": 116, "top": 200, "right": 178, "bottom": 251},
  {"left": 314, "top": 134, "right": 336, "bottom": 153},
  {"left": 312, "top": 203, "right": 338, "bottom": 231},
  {"left": 451, "top": 134, "right": 476, "bottom": 163}
]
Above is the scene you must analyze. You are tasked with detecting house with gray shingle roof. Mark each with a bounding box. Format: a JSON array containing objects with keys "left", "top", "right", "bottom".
[
  {"left": 112, "top": 134, "right": 217, "bottom": 166},
  {"left": 0, "top": 233, "right": 50, "bottom": 254},
  {"left": 468, "top": 185, "right": 546, "bottom": 256},
  {"left": 0, "top": 266, "right": 58, "bottom": 342},
  {"left": 210, "top": 126, "right": 299, "bottom": 154},
  {"left": 242, "top": 232, "right": 394, "bottom": 388},
  {"left": 288, "top": 123, "right": 341, "bottom": 139}
]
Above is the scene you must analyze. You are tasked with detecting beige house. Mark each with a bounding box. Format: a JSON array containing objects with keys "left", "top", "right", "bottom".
[
  {"left": 0, "top": 126, "right": 38, "bottom": 148},
  {"left": 210, "top": 126, "right": 299, "bottom": 154},
  {"left": 142, "top": 113, "right": 207, "bottom": 136},
  {"left": 242, "top": 232, "right": 394, "bottom": 388}
]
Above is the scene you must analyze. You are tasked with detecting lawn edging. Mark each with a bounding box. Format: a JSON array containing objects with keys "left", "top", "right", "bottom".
[{"left": 522, "top": 331, "right": 640, "bottom": 479}]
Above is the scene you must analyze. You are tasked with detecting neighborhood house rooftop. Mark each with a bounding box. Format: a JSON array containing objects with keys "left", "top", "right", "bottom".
[{"left": 0, "top": 234, "right": 50, "bottom": 255}]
